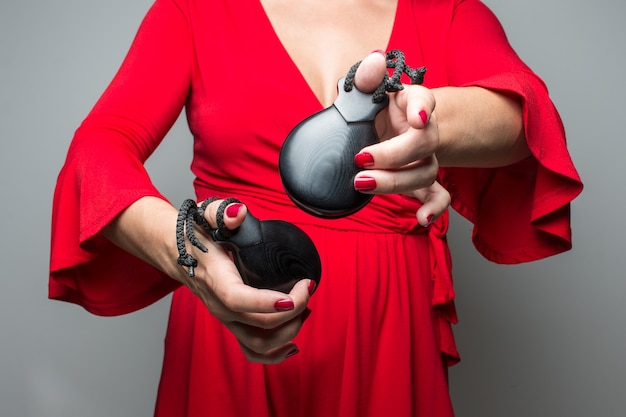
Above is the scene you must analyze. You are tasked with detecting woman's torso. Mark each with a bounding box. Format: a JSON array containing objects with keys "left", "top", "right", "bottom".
[{"left": 183, "top": 0, "right": 434, "bottom": 234}]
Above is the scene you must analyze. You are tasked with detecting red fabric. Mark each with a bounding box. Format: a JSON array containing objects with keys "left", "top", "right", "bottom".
[
  {"left": 49, "top": 0, "right": 582, "bottom": 416},
  {"left": 431, "top": 1, "right": 583, "bottom": 263}
]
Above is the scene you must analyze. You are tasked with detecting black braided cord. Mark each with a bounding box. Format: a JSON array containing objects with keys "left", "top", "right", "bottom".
[
  {"left": 343, "top": 49, "right": 426, "bottom": 103},
  {"left": 176, "top": 51, "right": 422, "bottom": 276},
  {"left": 176, "top": 199, "right": 201, "bottom": 277},
  {"left": 213, "top": 198, "right": 241, "bottom": 239},
  {"left": 176, "top": 197, "right": 241, "bottom": 277}
]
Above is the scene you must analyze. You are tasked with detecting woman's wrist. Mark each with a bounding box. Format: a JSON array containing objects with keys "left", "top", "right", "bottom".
[
  {"left": 432, "top": 86, "right": 528, "bottom": 168},
  {"left": 101, "top": 196, "right": 184, "bottom": 280}
]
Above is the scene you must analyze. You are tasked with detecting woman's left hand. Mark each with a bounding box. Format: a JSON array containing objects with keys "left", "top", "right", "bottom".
[{"left": 352, "top": 51, "right": 451, "bottom": 226}]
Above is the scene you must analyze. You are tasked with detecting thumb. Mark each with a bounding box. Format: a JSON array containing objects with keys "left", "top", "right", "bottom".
[
  {"left": 353, "top": 50, "right": 387, "bottom": 93},
  {"left": 202, "top": 198, "right": 248, "bottom": 231}
]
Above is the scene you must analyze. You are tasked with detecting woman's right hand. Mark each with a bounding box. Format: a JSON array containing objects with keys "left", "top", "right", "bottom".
[
  {"left": 175, "top": 198, "right": 315, "bottom": 364},
  {"left": 103, "top": 196, "right": 314, "bottom": 364}
]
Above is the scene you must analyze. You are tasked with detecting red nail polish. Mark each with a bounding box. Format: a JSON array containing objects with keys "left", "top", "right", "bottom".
[
  {"left": 371, "top": 49, "right": 385, "bottom": 56},
  {"left": 274, "top": 299, "right": 295, "bottom": 312},
  {"left": 419, "top": 110, "right": 428, "bottom": 126},
  {"left": 308, "top": 280, "right": 317, "bottom": 295},
  {"left": 424, "top": 215, "right": 434, "bottom": 227},
  {"left": 226, "top": 203, "right": 242, "bottom": 218},
  {"left": 354, "top": 152, "right": 375, "bottom": 168},
  {"left": 354, "top": 177, "right": 377, "bottom": 192}
]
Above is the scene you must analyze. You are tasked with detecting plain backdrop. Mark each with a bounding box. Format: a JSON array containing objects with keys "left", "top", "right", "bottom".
[{"left": 1, "top": 0, "right": 624, "bottom": 416}]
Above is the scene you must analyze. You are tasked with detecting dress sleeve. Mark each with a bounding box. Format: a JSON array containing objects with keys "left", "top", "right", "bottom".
[
  {"left": 49, "top": 0, "right": 191, "bottom": 315},
  {"left": 437, "top": 0, "right": 583, "bottom": 264}
]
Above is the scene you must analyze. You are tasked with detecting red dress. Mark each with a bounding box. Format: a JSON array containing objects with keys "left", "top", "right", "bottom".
[{"left": 49, "top": 0, "right": 583, "bottom": 416}]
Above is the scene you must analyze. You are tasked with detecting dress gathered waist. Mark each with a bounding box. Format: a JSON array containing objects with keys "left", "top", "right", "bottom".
[{"left": 194, "top": 183, "right": 429, "bottom": 235}]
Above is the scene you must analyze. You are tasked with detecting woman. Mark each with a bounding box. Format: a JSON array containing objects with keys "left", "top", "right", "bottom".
[{"left": 50, "top": 0, "right": 582, "bottom": 415}]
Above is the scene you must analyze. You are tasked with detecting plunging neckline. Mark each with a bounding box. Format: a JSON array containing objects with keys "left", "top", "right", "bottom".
[{"left": 255, "top": 0, "right": 404, "bottom": 109}]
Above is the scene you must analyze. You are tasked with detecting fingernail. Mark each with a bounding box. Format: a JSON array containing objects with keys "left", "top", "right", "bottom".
[
  {"left": 419, "top": 110, "right": 428, "bottom": 126},
  {"left": 354, "top": 177, "right": 377, "bottom": 192},
  {"left": 274, "top": 299, "right": 295, "bottom": 312},
  {"left": 371, "top": 49, "right": 385, "bottom": 56},
  {"left": 423, "top": 215, "right": 434, "bottom": 227},
  {"left": 286, "top": 347, "right": 300, "bottom": 358},
  {"left": 307, "top": 280, "right": 317, "bottom": 296},
  {"left": 226, "top": 203, "right": 242, "bottom": 218},
  {"left": 354, "top": 152, "right": 375, "bottom": 168}
]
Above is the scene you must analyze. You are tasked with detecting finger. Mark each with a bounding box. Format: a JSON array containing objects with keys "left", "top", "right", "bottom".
[
  {"left": 229, "top": 310, "right": 309, "bottom": 355},
  {"left": 406, "top": 181, "right": 451, "bottom": 227},
  {"left": 210, "top": 278, "right": 299, "bottom": 316},
  {"left": 353, "top": 50, "right": 387, "bottom": 93},
  {"left": 205, "top": 276, "right": 312, "bottom": 327},
  {"left": 201, "top": 198, "right": 247, "bottom": 230},
  {"left": 391, "top": 86, "right": 437, "bottom": 131},
  {"left": 219, "top": 279, "right": 313, "bottom": 328},
  {"left": 354, "top": 156, "right": 440, "bottom": 195},
  {"left": 356, "top": 125, "right": 439, "bottom": 170},
  {"left": 238, "top": 341, "right": 300, "bottom": 364}
]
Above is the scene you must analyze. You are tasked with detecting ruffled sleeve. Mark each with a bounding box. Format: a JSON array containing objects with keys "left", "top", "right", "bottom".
[
  {"left": 49, "top": 0, "right": 191, "bottom": 315},
  {"left": 436, "top": 0, "right": 583, "bottom": 263}
]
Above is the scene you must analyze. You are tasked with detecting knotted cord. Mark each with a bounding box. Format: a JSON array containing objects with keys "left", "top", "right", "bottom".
[
  {"left": 344, "top": 49, "right": 426, "bottom": 103},
  {"left": 176, "top": 197, "right": 240, "bottom": 277},
  {"left": 176, "top": 50, "right": 423, "bottom": 277}
]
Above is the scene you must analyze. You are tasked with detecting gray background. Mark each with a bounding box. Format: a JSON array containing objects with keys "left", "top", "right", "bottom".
[{"left": 1, "top": 0, "right": 623, "bottom": 416}]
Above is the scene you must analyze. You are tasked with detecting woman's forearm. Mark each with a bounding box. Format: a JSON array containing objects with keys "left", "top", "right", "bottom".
[
  {"left": 433, "top": 86, "right": 530, "bottom": 168},
  {"left": 102, "top": 196, "right": 184, "bottom": 281}
]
